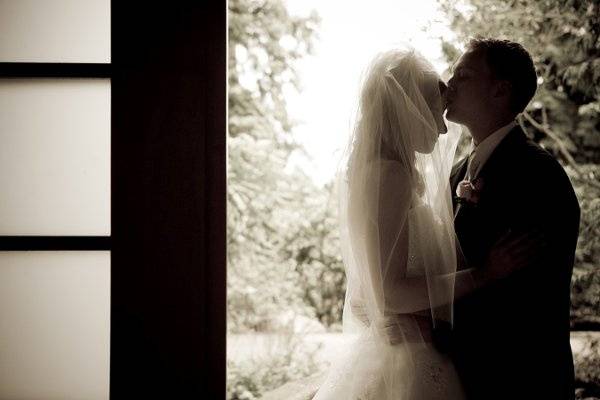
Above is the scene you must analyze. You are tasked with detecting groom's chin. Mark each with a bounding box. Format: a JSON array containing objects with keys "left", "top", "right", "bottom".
[
  {"left": 416, "top": 141, "right": 437, "bottom": 155},
  {"left": 445, "top": 109, "right": 459, "bottom": 124}
]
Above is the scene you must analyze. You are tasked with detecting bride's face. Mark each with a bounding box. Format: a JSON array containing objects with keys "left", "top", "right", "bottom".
[
  {"left": 429, "top": 79, "right": 448, "bottom": 135},
  {"left": 413, "top": 74, "right": 448, "bottom": 154}
]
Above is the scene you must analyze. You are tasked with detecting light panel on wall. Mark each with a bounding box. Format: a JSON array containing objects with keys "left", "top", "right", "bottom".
[
  {"left": 0, "top": 79, "right": 110, "bottom": 236},
  {"left": 0, "top": 251, "right": 110, "bottom": 400},
  {"left": 0, "top": 0, "right": 110, "bottom": 63}
]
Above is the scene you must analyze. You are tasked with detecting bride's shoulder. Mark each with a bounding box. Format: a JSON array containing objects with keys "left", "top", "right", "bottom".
[
  {"left": 369, "top": 159, "right": 411, "bottom": 183},
  {"left": 364, "top": 159, "right": 413, "bottom": 205}
]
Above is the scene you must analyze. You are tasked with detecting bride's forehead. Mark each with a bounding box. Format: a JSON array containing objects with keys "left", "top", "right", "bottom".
[{"left": 421, "top": 70, "right": 442, "bottom": 87}]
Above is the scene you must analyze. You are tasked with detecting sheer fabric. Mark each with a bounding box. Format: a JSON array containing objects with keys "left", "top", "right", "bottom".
[{"left": 314, "top": 47, "right": 464, "bottom": 399}]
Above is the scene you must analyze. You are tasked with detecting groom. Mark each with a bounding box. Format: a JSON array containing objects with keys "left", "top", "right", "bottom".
[{"left": 445, "top": 38, "right": 580, "bottom": 400}]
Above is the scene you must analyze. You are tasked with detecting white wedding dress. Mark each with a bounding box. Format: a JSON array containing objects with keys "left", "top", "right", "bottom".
[
  {"left": 313, "top": 164, "right": 465, "bottom": 400},
  {"left": 313, "top": 48, "right": 466, "bottom": 400}
]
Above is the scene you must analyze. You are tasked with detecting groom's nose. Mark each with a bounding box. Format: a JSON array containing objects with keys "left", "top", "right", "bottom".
[
  {"left": 447, "top": 73, "right": 456, "bottom": 86},
  {"left": 439, "top": 80, "right": 448, "bottom": 96},
  {"left": 446, "top": 80, "right": 457, "bottom": 96}
]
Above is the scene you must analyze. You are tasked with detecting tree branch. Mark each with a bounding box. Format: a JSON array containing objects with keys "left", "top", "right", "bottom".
[
  {"left": 521, "top": 111, "right": 600, "bottom": 190},
  {"left": 522, "top": 111, "right": 580, "bottom": 171},
  {"left": 517, "top": 117, "right": 534, "bottom": 139}
]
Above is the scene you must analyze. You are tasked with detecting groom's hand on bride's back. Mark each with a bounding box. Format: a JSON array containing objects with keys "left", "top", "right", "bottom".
[{"left": 476, "top": 229, "right": 547, "bottom": 286}]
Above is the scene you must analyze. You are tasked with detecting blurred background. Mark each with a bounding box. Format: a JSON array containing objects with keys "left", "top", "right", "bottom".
[{"left": 227, "top": 0, "right": 600, "bottom": 399}]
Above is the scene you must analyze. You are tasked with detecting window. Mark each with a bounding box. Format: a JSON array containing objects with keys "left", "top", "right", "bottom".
[{"left": 0, "top": 1, "right": 111, "bottom": 399}]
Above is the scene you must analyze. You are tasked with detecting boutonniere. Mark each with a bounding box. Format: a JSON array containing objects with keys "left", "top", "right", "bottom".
[{"left": 455, "top": 177, "right": 484, "bottom": 205}]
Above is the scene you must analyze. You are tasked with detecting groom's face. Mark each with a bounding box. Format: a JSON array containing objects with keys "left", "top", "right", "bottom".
[{"left": 445, "top": 49, "right": 495, "bottom": 125}]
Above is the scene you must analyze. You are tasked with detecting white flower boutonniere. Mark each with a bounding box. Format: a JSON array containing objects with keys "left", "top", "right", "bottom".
[{"left": 455, "top": 177, "right": 484, "bottom": 205}]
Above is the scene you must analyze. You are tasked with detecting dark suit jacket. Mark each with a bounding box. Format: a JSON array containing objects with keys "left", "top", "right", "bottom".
[{"left": 448, "top": 126, "right": 580, "bottom": 400}]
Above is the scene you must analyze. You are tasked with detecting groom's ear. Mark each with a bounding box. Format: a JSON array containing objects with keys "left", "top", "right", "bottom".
[{"left": 492, "top": 80, "right": 512, "bottom": 100}]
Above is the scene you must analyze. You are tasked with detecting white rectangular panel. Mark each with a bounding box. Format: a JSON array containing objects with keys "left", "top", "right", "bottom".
[
  {"left": 0, "top": 251, "right": 110, "bottom": 400},
  {"left": 0, "top": 79, "right": 110, "bottom": 235},
  {"left": 0, "top": 0, "right": 110, "bottom": 63}
]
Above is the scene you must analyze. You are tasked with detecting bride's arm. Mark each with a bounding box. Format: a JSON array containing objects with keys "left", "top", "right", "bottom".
[
  {"left": 366, "top": 163, "right": 436, "bottom": 314},
  {"left": 452, "top": 230, "right": 545, "bottom": 294},
  {"left": 384, "top": 232, "right": 545, "bottom": 314}
]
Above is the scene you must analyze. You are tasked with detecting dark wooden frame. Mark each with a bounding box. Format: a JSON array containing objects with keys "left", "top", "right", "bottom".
[
  {"left": 0, "top": 63, "right": 111, "bottom": 78},
  {"left": 0, "top": 236, "right": 110, "bottom": 251},
  {"left": 111, "top": 2, "right": 226, "bottom": 399}
]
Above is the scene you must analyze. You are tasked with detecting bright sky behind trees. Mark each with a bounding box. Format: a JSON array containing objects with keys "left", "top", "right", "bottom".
[{"left": 283, "top": 0, "right": 458, "bottom": 185}]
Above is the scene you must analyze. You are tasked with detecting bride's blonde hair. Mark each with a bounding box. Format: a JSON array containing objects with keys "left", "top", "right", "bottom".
[{"left": 346, "top": 48, "right": 440, "bottom": 194}]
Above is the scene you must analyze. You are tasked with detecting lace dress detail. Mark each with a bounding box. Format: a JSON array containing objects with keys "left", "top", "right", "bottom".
[
  {"left": 411, "top": 347, "right": 454, "bottom": 398},
  {"left": 406, "top": 191, "right": 426, "bottom": 278},
  {"left": 394, "top": 193, "right": 463, "bottom": 399}
]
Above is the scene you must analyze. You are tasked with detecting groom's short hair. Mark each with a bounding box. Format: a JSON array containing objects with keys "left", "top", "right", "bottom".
[{"left": 467, "top": 38, "right": 537, "bottom": 114}]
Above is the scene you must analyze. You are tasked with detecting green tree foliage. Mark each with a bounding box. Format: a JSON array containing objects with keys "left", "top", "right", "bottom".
[
  {"left": 281, "top": 181, "right": 345, "bottom": 329},
  {"left": 569, "top": 164, "right": 600, "bottom": 328},
  {"left": 439, "top": 0, "right": 600, "bottom": 327},
  {"left": 227, "top": 332, "right": 323, "bottom": 400},
  {"left": 228, "top": 0, "right": 345, "bottom": 332}
]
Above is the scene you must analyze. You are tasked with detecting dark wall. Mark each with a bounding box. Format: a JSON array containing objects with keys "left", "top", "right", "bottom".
[{"left": 111, "top": 2, "right": 226, "bottom": 398}]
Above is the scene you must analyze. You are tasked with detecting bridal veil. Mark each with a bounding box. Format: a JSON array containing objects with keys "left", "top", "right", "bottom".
[{"left": 314, "top": 47, "right": 462, "bottom": 399}]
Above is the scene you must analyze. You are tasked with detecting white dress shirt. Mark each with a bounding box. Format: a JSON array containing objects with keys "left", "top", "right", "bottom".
[{"left": 466, "top": 120, "right": 518, "bottom": 180}]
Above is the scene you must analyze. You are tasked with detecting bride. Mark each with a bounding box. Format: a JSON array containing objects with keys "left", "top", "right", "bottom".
[{"left": 312, "top": 47, "right": 528, "bottom": 400}]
